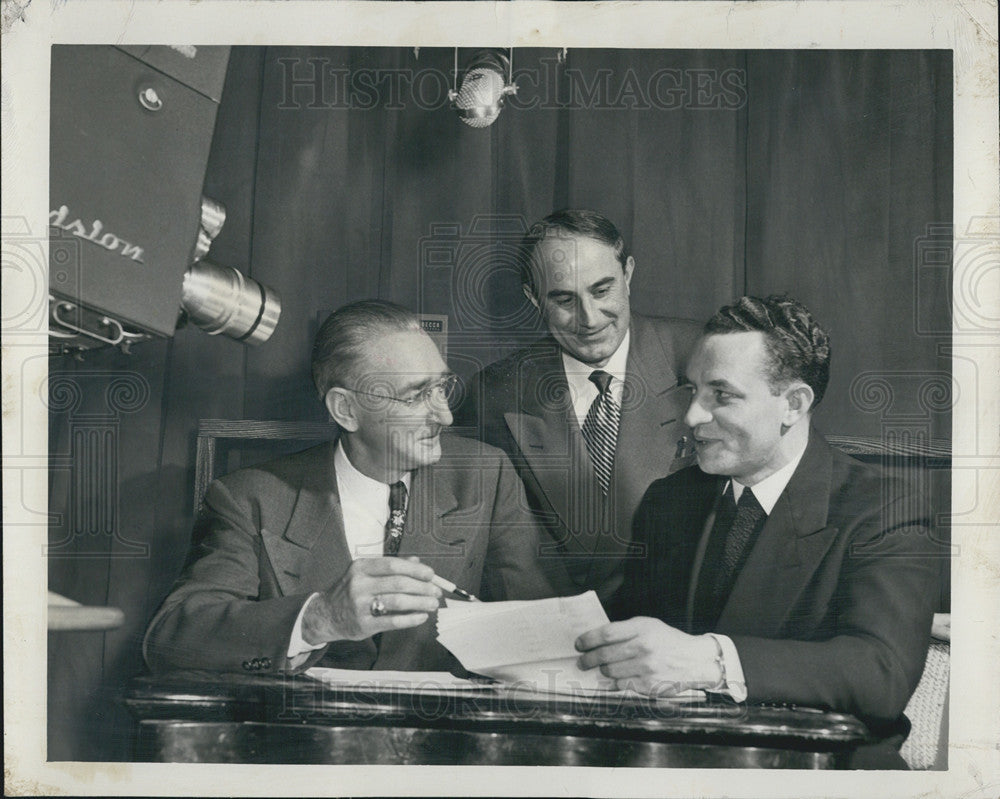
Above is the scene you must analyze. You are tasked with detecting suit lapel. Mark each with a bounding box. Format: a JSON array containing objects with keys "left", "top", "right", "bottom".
[
  {"left": 395, "top": 461, "right": 469, "bottom": 581},
  {"left": 502, "top": 339, "right": 604, "bottom": 557},
  {"left": 684, "top": 479, "right": 727, "bottom": 631},
  {"left": 585, "top": 317, "right": 695, "bottom": 587},
  {"left": 716, "top": 433, "right": 840, "bottom": 637},
  {"left": 260, "top": 441, "right": 474, "bottom": 598},
  {"left": 260, "top": 441, "right": 352, "bottom": 597},
  {"left": 374, "top": 456, "right": 484, "bottom": 670},
  {"left": 613, "top": 316, "right": 695, "bottom": 534},
  {"left": 503, "top": 322, "right": 697, "bottom": 573}
]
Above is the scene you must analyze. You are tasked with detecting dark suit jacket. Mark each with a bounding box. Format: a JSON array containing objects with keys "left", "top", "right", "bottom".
[
  {"left": 144, "top": 434, "right": 558, "bottom": 674},
  {"left": 619, "top": 431, "right": 939, "bottom": 730},
  {"left": 456, "top": 313, "right": 701, "bottom": 601}
]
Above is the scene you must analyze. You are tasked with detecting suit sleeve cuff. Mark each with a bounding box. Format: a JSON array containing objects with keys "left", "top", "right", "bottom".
[
  {"left": 287, "top": 592, "right": 327, "bottom": 658},
  {"left": 706, "top": 633, "right": 748, "bottom": 702}
]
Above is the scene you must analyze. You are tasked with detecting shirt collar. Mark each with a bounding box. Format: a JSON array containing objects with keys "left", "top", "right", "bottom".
[
  {"left": 560, "top": 329, "right": 630, "bottom": 394},
  {"left": 334, "top": 439, "right": 411, "bottom": 498},
  {"left": 730, "top": 433, "right": 809, "bottom": 514}
]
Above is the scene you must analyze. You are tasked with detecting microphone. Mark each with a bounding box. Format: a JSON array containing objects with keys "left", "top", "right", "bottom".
[{"left": 451, "top": 50, "right": 516, "bottom": 128}]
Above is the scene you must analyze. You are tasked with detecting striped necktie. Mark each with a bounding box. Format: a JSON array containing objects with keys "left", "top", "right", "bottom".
[
  {"left": 383, "top": 481, "right": 407, "bottom": 555},
  {"left": 580, "top": 370, "right": 621, "bottom": 495}
]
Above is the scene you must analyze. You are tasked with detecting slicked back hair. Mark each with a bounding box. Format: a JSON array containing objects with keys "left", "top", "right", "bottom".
[
  {"left": 518, "top": 209, "right": 630, "bottom": 298},
  {"left": 705, "top": 295, "right": 831, "bottom": 408},
  {"left": 312, "top": 299, "right": 422, "bottom": 398}
]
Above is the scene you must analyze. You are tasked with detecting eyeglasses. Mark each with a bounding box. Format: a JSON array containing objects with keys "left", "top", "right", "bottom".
[{"left": 344, "top": 374, "right": 459, "bottom": 410}]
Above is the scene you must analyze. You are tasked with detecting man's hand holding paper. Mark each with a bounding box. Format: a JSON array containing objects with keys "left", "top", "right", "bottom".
[
  {"left": 436, "top": 591, "right": 618, "bottom": 693},
  {"left": 575, "top": 617, "right": 721, "bottom": 696}
]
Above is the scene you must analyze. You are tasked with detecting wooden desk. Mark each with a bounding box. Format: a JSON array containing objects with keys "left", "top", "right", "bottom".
[{"left": 125, "top": 671, "right": 869, "bottom": 768}]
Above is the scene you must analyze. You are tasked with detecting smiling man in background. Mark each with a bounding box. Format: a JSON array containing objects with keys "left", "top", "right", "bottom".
[
  {"left": 145, "top": 300, "right": 558, "bottom": 674},
  {"left": 456, "top": 209, "right": 700, "bottom": 601},
  {"left": 575, "top": 295, "right": 939, "bottom": 768}
]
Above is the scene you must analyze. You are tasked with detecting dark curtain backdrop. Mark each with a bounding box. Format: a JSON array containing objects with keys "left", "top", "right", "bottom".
[{"left": 47, "top": 47, "right": 952, "bottom": 760}]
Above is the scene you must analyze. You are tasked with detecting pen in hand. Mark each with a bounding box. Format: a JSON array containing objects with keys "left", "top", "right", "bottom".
[
  {"left": 431, "top": 574, "right": 479, "bottom": 602},
  {"left": 399, "top": 556, "right": 479, "bottom": 601}
]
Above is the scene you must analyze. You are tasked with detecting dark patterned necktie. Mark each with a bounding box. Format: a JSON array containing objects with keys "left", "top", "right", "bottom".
[
  {"left": 383, "top": 481, "right": 407, "bottom": 555},
  {"left": 711, "top": 485, "right": 767, "bottom": 601},
  {"left": 580, "top": 370, "right": 621, "bottom": 495}
]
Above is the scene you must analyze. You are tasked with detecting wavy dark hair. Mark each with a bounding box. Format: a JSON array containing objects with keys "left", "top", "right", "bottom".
[{"left": 706, "top": 295, "right": 831, "bottom": 408}]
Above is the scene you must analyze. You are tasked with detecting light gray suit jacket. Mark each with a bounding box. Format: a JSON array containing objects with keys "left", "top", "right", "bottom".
[{"left": 144, "top": 435, "right": 559, "bottom": 674}]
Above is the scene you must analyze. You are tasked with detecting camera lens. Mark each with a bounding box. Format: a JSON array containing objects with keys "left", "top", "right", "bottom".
[{"left": 180, "top": 261, "right": 280, "bottom": 345}]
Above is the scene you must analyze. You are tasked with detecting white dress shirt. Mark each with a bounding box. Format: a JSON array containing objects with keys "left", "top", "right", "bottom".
[
  {"left": 707, "top": 437, "right": 809, "bottom": 702},
  {"left": 561, "top": 330, "right": 630, "bottom": 428},
  {"left": 286, "top": 441, "right": 411, "bottom": 661},
  {"left": 333, "top": 441, "right": 412, "bottom": 560}
]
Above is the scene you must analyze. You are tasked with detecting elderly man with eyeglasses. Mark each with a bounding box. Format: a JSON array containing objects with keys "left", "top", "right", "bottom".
[{"left": 145, "top": 300, "right": 562, "bottom": 674}]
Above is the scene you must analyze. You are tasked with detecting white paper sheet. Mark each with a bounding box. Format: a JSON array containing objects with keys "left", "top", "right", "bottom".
[
  {"left": 305, "top": 667, "right": 485, "bottom": 691},
  {"left": 436, "top": 591, "right": 619, "bottom": 692}
]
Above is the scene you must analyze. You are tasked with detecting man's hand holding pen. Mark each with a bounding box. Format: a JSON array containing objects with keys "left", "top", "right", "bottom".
[
  {"left": 301, "top": 557, "right": 442, "bottom": 645},
  {"left": 300, "top": 557, "right": 478, "bottom": 646}
]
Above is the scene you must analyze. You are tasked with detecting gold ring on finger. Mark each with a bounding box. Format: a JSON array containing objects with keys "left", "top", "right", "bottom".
[{"left": 370, "top": 596, "right": 388, "bottom": 617}]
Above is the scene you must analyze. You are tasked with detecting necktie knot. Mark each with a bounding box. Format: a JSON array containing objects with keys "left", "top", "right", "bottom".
[
  {"left": 589, "top": 369, "right": 614, "bottom": 395},
  {"left": 734, "top": 485, "right": 763, "bottom": 516}
]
